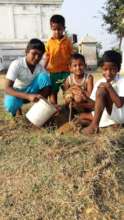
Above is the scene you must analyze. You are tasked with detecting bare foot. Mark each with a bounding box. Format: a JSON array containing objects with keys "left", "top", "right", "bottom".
[
  {"left": 73, "top": 116, "right": 90, "bottom": 127},
  {"left": 83, "top": 125, "right": 99, "bottom": 135}
]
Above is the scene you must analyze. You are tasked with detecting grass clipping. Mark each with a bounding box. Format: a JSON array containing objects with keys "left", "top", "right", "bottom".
[
  {"left": 0, "top": 116, "right": 123, "bottom": 220},
  {"left": 0, "top": 73, "right": 123, "bottom": 219}
]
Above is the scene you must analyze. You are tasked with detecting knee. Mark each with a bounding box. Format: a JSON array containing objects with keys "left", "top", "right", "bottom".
[
  {"left": 36, "top": 72, "right": 51, "bottom": 91},
  {"left": 38, "top": 72, "right": 51, "bottom": 84},
  {"left": 37, "top": 72, "right": 44, "bottom": 81}
]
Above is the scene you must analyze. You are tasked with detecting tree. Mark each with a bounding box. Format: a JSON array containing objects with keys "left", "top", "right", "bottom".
[
  {"left": 96, "top": 42, "right": 103, "bottom": 65},
  {"left": 96, "top": 42, "right": 102, "bottom": 55},
  {"left": 102, "top": 0, "right": 124, "bottom": 50}
]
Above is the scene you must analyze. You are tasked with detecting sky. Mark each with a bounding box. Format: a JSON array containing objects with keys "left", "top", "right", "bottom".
[{"left": 60, "top": 0, "right": 118, "bottom": 52}]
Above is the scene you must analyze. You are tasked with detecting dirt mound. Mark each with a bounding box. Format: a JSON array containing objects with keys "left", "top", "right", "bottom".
[{"left": 57, "top": 121, "right": 76, "bottom": 134}]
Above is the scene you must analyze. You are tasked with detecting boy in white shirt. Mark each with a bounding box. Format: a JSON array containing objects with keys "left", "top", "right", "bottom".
[
  {"left": 77, "top": 50, "right": 124, "bottom": 134},
  {"left": 4, "top": 38, "right": 51, "bottom": 116}
]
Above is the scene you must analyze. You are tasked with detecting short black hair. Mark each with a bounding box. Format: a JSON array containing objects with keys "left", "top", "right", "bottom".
[
  {"left": 26, "top": 38, "right": 45, "bottom": 54},
  {"left": 70, "top": 53, "right": 86, "bottom": 64},
  {"left": 100, "top": 50, "right": 122, "bottom": 71},
  {"left": 50, "top": 14, "right": 65, "bottom": 28}
]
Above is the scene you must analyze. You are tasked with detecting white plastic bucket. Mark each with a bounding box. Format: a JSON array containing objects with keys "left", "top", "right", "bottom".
[{"left": 26, "top": 99, "right": 57, "bottom": 127}]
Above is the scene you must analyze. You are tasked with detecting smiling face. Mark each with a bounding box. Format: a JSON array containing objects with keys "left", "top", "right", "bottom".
[
  {"left": 70, "top": 58, "right": 86, "bottom": 77},
  {"left": 26, "top": 49, "right": 43, "bottom": 66},
  {"left": 50, "top": 22, "right": 65, "bottom": 39},
  {"left": 102, "top": 62, "right": 118, "bottom": 82}
]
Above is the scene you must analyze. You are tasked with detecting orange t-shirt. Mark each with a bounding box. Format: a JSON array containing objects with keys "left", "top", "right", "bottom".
[{"left": 45, "top": 36, "right": 73, "bottom": 73}]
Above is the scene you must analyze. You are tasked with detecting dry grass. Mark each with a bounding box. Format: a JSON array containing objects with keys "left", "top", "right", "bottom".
[{"left": 0, "top": 72, "right": 124, "bottom": 220}]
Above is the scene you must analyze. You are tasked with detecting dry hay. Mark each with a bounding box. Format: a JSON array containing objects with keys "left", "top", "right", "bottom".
[
  {"left": 57, "top": 121, "right": 76, "bottom": 134},
  {"left": 0, "top": 74, "right": 124, "bottom": 220},
  {"left": 0, "top": 115, "right": 123, "bottom": 220}
]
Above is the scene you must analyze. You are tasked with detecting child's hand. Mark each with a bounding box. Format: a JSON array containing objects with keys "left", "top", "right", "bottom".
[
  {"left": 81, "top": 91, "right": 87, "bottom": 101},
  {"left": 74, "top": 94, "right": 82, "bottom": 103},
  {"left": 43, "top": 53, "right": 49, "bottom": 69},
  {"left": 71, "top": 86, "right": 82, "bottom": 96},
  {"left": 74, "top": 90, "right": 87, "bottom": 103},
  {"left": 55, "top": 104, "right": 61, "bottom": 112},
  {"left": 28, "top": 94, "right": 42, "bottom": 102},
  {"left": 64, "top": 93, "right": 73, "bottom": 104},
  {"left": 54, "top": 104, "right": 62, "bottom": 116}
]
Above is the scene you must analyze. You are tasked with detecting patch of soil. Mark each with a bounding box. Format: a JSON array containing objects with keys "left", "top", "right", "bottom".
[{"left": 57, "top": 121, "right": 76, "bottom": 134}]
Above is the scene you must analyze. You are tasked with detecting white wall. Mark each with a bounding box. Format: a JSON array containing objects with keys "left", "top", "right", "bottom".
[
  {"left": 0, "top": 3, "right": 61, "bottom": 42},
  {"left": 14, "top": 5, "right": 42, "bottom": 39},
  {"left": 80, "top": 43, "right": 97, "bottom": 67},
  {"left": 0, "top": 5, "right": 15, "bottom": 39},
  {"left": 0, "top": 2, "right": 62, "bottom": 69}
]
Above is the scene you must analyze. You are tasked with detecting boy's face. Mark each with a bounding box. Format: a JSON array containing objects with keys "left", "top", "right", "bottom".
[
  {"left": 26, "top": 49, "right": 43, "bottom": 66},
  {"left": 51, "top": 22, "right": 65, "bottom": 39},
  {"left": 102, "top": 62, "right": 118, "bottom": 82},
  {"left": 70, "top": 58, "right": 85, "bottom": 76}
]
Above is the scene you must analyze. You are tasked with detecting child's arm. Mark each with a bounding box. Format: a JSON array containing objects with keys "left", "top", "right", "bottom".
[
  {"left": 43, "top": 53, "right": 49, "bottom": 70},
  {"left": 5, "top": 79, "right": 42, "bottom": 102},
  {"left": 85, "top": 74, "right": 94, "bottom": 97},
  {"left": 43, "top": 41, "right": 50, "bottom": 70},
  {"left": 63, "top": 77, "right": 70, "bottom": 91},
  {"left": 68, "top": 38, "right": 73, "bottom": 54},
  {"left": 99, "top": 82, "right": 124, "bottom": 108}
]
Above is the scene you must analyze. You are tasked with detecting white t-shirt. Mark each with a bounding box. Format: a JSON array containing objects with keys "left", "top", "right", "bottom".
[
  {"left": 90, "top": 75, "right": 124, "bottom": 127},
  {"left": 6, "top": 57, "right": 43, "bottom": 89}
]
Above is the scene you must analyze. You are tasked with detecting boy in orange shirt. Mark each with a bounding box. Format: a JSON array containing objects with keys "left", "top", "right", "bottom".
[{"left": 44, "top": 14, "right": 73, "bottom": 104}]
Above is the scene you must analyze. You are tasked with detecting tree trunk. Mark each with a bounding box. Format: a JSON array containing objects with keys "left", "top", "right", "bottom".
[{"left": 119, "top": 36, "right": 123, "bottom": 50}]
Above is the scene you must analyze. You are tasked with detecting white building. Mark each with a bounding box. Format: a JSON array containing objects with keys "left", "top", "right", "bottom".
[
  {"left": 0, "top": 0, "right": 63, "bottom": 70},
  {"left": 79, "top": 35, "right": 97, "bottom": 69}
]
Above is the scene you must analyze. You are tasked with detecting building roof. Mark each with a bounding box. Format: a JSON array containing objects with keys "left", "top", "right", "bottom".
[
  {"left": 0, "top": 0, "right": 63, "bottom": 4},
  {"left": 79, "top": 35, "right": 97, "bottom": 44}
]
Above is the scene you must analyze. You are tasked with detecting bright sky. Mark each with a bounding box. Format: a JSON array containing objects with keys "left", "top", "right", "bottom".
[{"left": 61, "top": 0, "right": 117, "bottom": 51}]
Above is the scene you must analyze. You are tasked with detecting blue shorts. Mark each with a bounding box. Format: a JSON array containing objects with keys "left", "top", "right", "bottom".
[{"left": 4, "top": 72, "right": 51, "bottom": 116}]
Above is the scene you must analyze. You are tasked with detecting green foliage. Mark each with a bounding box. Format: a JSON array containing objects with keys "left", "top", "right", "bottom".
[
  {"left": 111, "top": 47, "right": 122, "bottom": 54},
  {"left": 102, "top": 0, "right": 124, "bottom": 49}
]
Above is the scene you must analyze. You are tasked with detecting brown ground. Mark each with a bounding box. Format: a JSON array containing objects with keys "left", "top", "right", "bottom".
[{"left": 0, "top": 72, "right": 124, "bottom": 220}]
